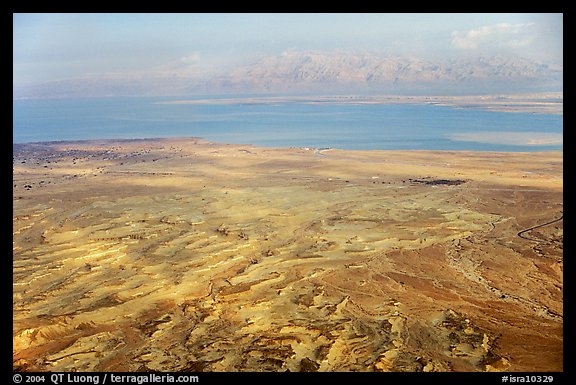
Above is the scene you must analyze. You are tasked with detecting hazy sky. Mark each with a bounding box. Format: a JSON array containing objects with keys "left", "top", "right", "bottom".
[{"left": 13, "top": 13, "right": 563, "bottom": 86}]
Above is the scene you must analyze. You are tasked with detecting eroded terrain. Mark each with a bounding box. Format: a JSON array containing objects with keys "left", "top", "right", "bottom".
[{"left": 13, "top": 138, "right": 563, "bottom": 372}]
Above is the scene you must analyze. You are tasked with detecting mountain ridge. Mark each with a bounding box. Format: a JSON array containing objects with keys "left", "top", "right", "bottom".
[
  {"left": 14, "top": 51, "right": 562, "bottom": 99},
  {"left": 201, "top": 51, "right": 562, "bottom": 94}
]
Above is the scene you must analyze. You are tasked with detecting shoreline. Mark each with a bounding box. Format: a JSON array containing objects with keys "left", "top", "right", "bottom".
[
  {"left": 12, "top": 136, "right": 564, "bottom": 155},
  {"left": 155, "top": 92, "right": 564, "bottom": 115},
  {"left": 13, "top": 137, "right": 564, "bottom": 189}
]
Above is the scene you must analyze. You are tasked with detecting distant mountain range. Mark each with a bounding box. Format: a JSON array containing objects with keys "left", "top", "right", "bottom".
[{"left": 14, "top": 51, "right": 563, "bottom": 99}]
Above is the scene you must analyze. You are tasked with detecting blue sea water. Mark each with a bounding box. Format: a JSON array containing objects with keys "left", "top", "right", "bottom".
[{"left": 12, "top": 96, "right": 563, "bottom": 152}]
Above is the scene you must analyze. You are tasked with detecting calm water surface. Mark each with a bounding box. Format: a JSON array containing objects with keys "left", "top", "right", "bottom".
[{"left": 13, "top": 96, "right": 563, "bottom": 152}]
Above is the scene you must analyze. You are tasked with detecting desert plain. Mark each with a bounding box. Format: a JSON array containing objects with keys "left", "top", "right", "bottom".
[{"left": 13, "top": 138, "right": 562, "bottom": 372}]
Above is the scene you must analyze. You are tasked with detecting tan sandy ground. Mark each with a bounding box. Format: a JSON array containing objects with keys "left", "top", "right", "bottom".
[{"left": 13, "top": 138, "right": 562, "bottom": 372}]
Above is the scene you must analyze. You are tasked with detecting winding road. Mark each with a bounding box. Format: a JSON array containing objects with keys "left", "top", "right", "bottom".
[{"left": 517, "top": 214, "right": 563, "bottom": 242}]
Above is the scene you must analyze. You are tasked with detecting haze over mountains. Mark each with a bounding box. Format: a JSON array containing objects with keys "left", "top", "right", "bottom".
[{"left": 14, "top": 50, "right": 563, "bottom": 99}]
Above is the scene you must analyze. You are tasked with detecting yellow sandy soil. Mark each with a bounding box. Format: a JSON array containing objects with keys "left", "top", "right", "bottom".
[{"left": 13, "top": 138, "right": 562, "bottom": 372}]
